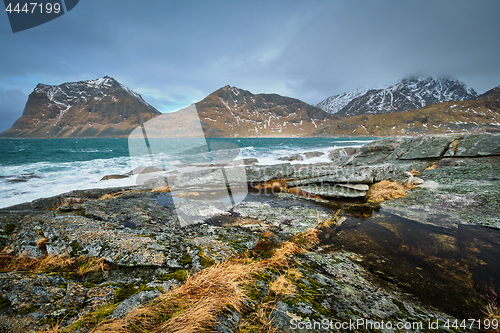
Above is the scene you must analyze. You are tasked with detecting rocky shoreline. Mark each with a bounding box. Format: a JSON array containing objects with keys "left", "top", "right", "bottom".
[{"left": 1, "top": 134, "right": 499, "bottom": 332}]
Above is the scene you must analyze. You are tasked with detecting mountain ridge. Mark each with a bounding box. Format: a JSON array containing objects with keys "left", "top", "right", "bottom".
[
  {"left": 317, "top": 76, "right": 478, "bottom": 116},
  {"left": 195, "top": 85, "right": 335, "bottom": 137},
  {"left": 2, "top": 76, "right": 499, "bottom": 139},
  {"left": 0, "top": 76, "right": 160, "bottom": 138},
  {"left": 312, "top": 85, "right": 500, "bottom": 136}
]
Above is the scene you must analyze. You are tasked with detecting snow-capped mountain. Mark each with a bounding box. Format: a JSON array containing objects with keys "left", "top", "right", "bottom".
[
  {"left": 1, "top": 76, "right": 160, "bottom": 138},
  {"left": 312, "top": 83, "right": 500, "bottom": 136},
  {"left": 196, "top": 85, "right": 333, "bottom": 137},
  {"left": 316, "top": 88, "right": 368, "bottom": 114},
  {"left": 317, "top": 76, "right": 478, "bottom": 116}
]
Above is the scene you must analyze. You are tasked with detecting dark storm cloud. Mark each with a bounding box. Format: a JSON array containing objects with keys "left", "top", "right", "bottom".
[{"left": 1, "top": 0, "right": 499, "bottom": 132}]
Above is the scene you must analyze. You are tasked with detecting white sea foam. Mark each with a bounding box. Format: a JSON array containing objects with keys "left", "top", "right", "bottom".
[
  {"left": 0, "top": 138, "right": 373, "bottom": 208},
  {"left": 0, "top": 156, "right": 136, "bottom": 208}
]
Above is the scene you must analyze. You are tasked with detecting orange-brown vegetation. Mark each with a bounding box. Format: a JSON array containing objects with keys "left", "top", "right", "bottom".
[
  {"left": 89, "top": 228, "right": 319, "bottom": 333},
  {"left": 254, "top": 179, "right": 287, "bottom": 192},
  {"left": 150, "top": 185, "right": 171, "bottom": 193},
  {"left": 425, "top": 162, "right": 439, "bottom": 170},
  {"left": 0, "top": 253, "right": 110, "bottom": 277},
  {"left": 365, "top": 180, "right": 408, "bottom": 203}
]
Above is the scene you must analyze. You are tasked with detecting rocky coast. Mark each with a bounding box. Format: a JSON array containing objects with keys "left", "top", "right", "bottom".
[{"left": 1, "top": 134, "right": 499, "bottom": 332}]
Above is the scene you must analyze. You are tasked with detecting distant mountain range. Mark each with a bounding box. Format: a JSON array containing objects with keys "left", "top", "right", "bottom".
[
  {"left": 0, "top": 76, "right": 160, "bottom": 138},
  {"left": 317, "top": 76, "right": 478, "bottom": 116},
  {"left": 313, "top": 84, "right": 500, "bottom": 136},
  {"left": 1, "top": 75, "right": 499, "bottom": 138}
]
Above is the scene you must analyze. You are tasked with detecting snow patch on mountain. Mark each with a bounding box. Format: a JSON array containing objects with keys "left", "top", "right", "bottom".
[
  {"left": 316, "top": 87, "right": 368, "bottom": 114},
  {"left": 318, "top": 76, "right": 478, "bottom": 117}
]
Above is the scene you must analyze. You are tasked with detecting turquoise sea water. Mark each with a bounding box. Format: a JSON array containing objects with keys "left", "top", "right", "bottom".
[{"left": 0, "top": 137, "right": 375, "bottom": 208}]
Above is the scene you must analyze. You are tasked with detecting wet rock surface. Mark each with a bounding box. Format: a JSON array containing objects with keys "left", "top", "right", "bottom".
[{"left": 1, "top": 134, "right": 499, "bottom": 332}]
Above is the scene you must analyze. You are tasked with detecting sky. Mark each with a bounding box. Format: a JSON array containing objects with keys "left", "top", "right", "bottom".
[{"left": 1, "top": 0, "right": 500, "bottom": 132}]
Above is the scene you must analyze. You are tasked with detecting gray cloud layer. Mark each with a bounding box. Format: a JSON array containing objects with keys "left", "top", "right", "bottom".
[{"left": 1, "top": 0, "right": 499, "bottom": 132}]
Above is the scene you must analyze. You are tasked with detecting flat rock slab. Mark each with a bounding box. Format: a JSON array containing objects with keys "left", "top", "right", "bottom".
[
  {"left": 453, "top": 134, "right": 500, "bottom": 157},
  {"left": 244, "top": 163, "right": 295, "bottom": 182},
  {"left": 382, "top": 156, "right": 500, "bottom": 229},
  {"left": 289, "top": 163, "right": 412, "bottom": 186},
  {"left": 298, "top": 185, "right": 367, "bottom": 198},
  {"left": 396, "top": 136, "right": 457, "bottom": 160}
]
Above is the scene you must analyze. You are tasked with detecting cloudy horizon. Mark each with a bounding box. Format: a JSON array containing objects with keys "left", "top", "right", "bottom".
[{"left": 1, "top": 0, "right": 499, "bottom": 132}]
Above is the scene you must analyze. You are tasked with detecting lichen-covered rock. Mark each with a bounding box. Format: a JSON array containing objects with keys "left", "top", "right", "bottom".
[
  {"left": 452, "top": 133, "right": 500, "bottom": 157},
  {"left": 395, "top": 136, "right": 457, "bottom": 160},
  {"left": 232, "top": 197, "right": 331, "bottom": 234},
  {"left": 290, "top": 164, "right": 412, "bottom": 186},
  {"left": 269, "top": 252, "right": 459, "bottom": 332},
  {"left": 382, "top": 156, "right": 500, "bottom": 229},
  {"left": 110, "top": 289, "right": 161, "bottom": 319}
]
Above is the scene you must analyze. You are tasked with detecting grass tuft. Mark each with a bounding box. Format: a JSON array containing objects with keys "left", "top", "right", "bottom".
[
  {"left": 425, "top": 162, "right": 439, "bottom": 170},
  {"left": 366, "top": 180, "right": 408, "bottom": 203},
  {"left": 0, "top": 253, "right": 111, "bottom": 277},
  {"left": 90, "top": 228, "right": 319, "bottom": 333}
]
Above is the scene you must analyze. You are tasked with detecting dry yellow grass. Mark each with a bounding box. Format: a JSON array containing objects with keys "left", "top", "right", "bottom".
[
  {"left": 425, "top": 162, "right": 439, "bottom": 170},
  {"left": 99, "top": 190, "right": 146, "bottom": 200},
  {"left": 451, "top": 139, "right": 461, "bottom": 152},
  {"left": 37, "top": 238, "right": 48, "bottom": 253},
  {"left": 317, "top": 210, "right": 342, "bottom": 229},
  {"left": 176, "top": 192, "right": 200, "bottom": 198},
  {"left": 0, "top": 253, "right": 110, "bottom": 277},
  {"left": 269, "top": 275, "right": 296, "bottom": 296},
  {"left": 410, "top": 169, "right": 421, "bottom": 176},
  {"left": 484, "top": 302, "right": 500, "bottom": 333},
  {"left": 98, "top": 191, "right": 129, "bottom": 200},
  {"left": 91, "top": 228, "right": 319, "bottom": 333},
  {"left": 366, "top": 180, "right": 408, "bottom": 203},
  {"left": 93, "top": 260, "right": 261, "bottom": 333},
  {"left": 254, "top": 179, "right": 287, "bottom": 192},
  {"left": 150, "top": 185, "right": 171, "bottom": 193},
  {"left": 285, "top": 268, "right": 303, "bottom": 281}
]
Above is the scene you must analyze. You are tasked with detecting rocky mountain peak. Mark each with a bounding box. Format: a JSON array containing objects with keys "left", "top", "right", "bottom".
[
  {"left": 195, "top": 86, "right": 333, "bottom": 137},
  {"left": 1, "top": 76, "right": 160, "bottom": 138},
  {"left": 317, "top": 75, "right": 478, "bottom": 116}
]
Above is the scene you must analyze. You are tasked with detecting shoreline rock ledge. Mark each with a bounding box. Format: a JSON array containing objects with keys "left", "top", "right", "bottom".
[{"left": 0, "top": 133, "right": 498, "bottom": 332}]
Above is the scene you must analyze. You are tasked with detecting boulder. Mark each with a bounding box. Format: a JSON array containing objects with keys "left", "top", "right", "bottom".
[
  {"left": 278, "top": 154, "right": 304, "bottom": 161},
  {"left": 100, "top": 174, "right": 129, "bottom": 181},
  {"left": 349, "top": 138, "right": 406, "bottom": 166},
  {"left": 328, "top": 147, "right": 360, "bottom": 165},
  {"left": 304, "top": 151, "right": 324, "bottom": 159}
]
